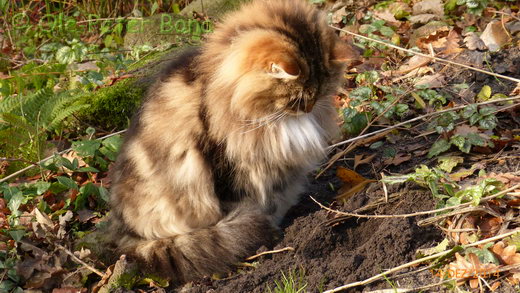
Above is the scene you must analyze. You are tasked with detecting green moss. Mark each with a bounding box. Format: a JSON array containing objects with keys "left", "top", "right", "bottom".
[{"left": 77, "top": 78, "right": 145, "bottom": 130}]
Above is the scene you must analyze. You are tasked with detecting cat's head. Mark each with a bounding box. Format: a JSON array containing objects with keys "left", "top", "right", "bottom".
[{"left": 208, "top": 0, "right": 360, "bottom": 122}]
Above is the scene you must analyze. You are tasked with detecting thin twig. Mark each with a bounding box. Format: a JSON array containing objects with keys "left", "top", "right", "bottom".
[
  {"left": 311, "top": 183, "right": 520, "bottom": 220},
  {"left": 0, "top": 130, "right": 127, "bottom": 183},
  {"left": 323, "top": 229, "right": 520, "bottom": 293},
  {"left": 329, "top": 26, "right": 520, "bottom": 84},
  {"left": 55, "top": 243, "right": 104, "bottom": 277},
  {"left": 245, "top": 247, "right": 295, "bottom": 261}
]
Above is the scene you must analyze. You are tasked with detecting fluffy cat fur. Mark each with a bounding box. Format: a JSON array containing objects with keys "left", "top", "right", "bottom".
[{"left": 108, "top": 0, "right": 354, "bottom": 283}]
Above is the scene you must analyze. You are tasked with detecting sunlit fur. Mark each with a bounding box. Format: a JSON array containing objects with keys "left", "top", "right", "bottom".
[{"left": 108, "top": 0, "right": 349, "bottom": 283}]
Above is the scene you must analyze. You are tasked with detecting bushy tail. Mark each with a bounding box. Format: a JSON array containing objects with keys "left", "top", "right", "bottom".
[{"left": 113, "top": 208, "right": 276, "bottom": 283}]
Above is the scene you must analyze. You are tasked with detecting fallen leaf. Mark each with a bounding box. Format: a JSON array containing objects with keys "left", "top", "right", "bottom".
[
  {"left": 394, "top": 55, "right": 432, "bottom": 75},
  {"left": 442, "top": 29, "right": 464, "bottom": 55},
  {"left": 492, "top": 241, "right": 520, "bottom": 265},
  {"left": 454, "top": 125, "right": 480, "bottom": 136},
  {"left": 353, "top": 154, "right": 376, "bottom": 169},
  {"left": 410, "top": 14, "right": 439, "bottom": 24},
  {"left": 57, "top": 210, "right": 73, "bottom": 239},
  {"left": 384, "top": 153, "right": 412, "bottom": 166},
  {"left": 464, "top": 32, "right": 487, "bottom": 51},
  {"left": 480, "top": 20, "right": 511, "bottom": 52},
  {"left": 415, "top": 73, "right": 446, "bottom": 88},
  {"left": 412, "top": 0, "right": 444, "bottom": 16},
  {"left": 438, "top": 156, "right": 464, "bottom": 173},
  {"left": 336, "top": 167, "right": 375, "bottom": 201},
  {"left": 373, "top": 9, "right": 400, "bottom": 26}
]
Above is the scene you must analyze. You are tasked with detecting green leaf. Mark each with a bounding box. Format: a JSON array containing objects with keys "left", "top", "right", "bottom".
[
  {"left": 349, "top": 86, "right": 372, "bottom": 101},
  {"left": 427, "top": 139, "right": 451, "bottom": 158},
  {"left": 438, "top": 156, "right": 464, "bottom": 173},
  {"left": 33, "top": 181, "right": 51, "bottom": 195},
  {"left": 77, "top": 167, "right": 99, "bottom": 173},
  {"left": 465, "top": 246, "right": 500, "bottom": 264},
  {"left": 102, "top": 135, "right": 123, "bottom": 152},
  {"left": 8, "top": 230, "right": 25, "bottom": 242},
  {"left": 478, "top": 115, "right": 497, "bottom": 130},
  {"left": 72, "top": 140, "right": 101, "bottom": 157},
  {"left": 379, "top": 26, "right": 394, "bottom": 37},
  {"left": 445, "top": 196, "right": 461, "bottom": 207},
  {"left": 466, "top": 133, "right": 486, "bottom": 146},
  {"left": 7, "top": 193, "right": 24, "bottom": 213},
  {"left": 479, "top": 106, "right": 496, "bottom": 116},
  {"left": 476, "top": 85, "right": 492, "bottom": 101},
  {"left": 342, "top": 108, "right": 370, "bottom": 135},
  {"left": 55, "top": 46, "right": 75, "bottom": 64},
  {"left": 57, "top": 176, "right": 79, "bottom": 190},
  {"left": 461, "top": 104, "right": 477, "bottom": 119},
  {"left": 450, "top": 135, "right": 471, "bottom": 153},
  {"left": 98, "top": 186, "right": 110, "bottom": 203}
]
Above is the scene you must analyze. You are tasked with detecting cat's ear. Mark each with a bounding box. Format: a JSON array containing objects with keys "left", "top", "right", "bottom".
[
  {"left": 331, "top": 40, "right": 361, "bottom": 63},
  {"left": 268, "top": 60, "right": 300, "bottom": 80}
]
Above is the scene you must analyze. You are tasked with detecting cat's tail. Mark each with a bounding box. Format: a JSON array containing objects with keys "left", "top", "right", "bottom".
[{"left": 113, "top": 208, "right": 276, "bottom": 283}]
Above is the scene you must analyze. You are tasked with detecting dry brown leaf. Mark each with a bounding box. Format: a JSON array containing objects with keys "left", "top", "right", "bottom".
[
  {"left": 331, "top": 6, "right": 347, "bottom": 24},
  {"left": 454, "top": 124, "right": 480, "bottom": 136},
  {"left": 336, "top": 166, "right": 367, "bottom": 185},
  {"left": 410, "top": 21, "right": 449, "bottom": 47},
  {"left": 482, "top": 172, "right": 520, "bottom": 186},
  {"left": 394, "top": 55, "right": 432, "bottom": 75},
  {"left": 410, "top": 14, "right": 439, "bottom": 24},
  {"left": 464, "top": 32, "right": 487, "bottom": 50},
  {"left": 336, "top": 167, "right": 375, "bottom": 201},
  {"left": 415, "top": 73, "right": 446, "bottom": 88},
  {"left": 480, "top": 20, "right": 512, "bottom": 52},
  {"left": 412, "top": 0, "right": 444, "bottom": 16},
  {"left": 442, "top": 29, "right": 464, "bottom": 55},
  {"left": 353, "top": 154, "right": 376, "bottom": 169},
  {"left": 384, "top": 153, "right": 412, "bottom": 166},
  {"left": 478, "top": 216, "right": 502, "bottom": 238},
  {"left": 373, "top": 9, "right": 400, "bottom": 26},
  {"left": 492, "top": 241, "right": 520, "bottom": 265},
  {"left": 448, "top": 252, "right": 499, "bottom": 281},
  {"left": 57, "top": 210, "right": 73, "bottom": 239}
]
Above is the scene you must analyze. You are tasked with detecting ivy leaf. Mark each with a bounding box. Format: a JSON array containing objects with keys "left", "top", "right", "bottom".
[
  {"left": 55, "top": 46, "right": 75, "bottom": 64},
  {"left": 461, "top": 104, "right": 477, "bottom": 119},
  {"left": 466, "top": 133, "right": 486, "bottom": 146},
  {"left": 428, "top": 139, "right": 451, "bottom": 158},
  {"left": 450, "top": 135, "right": 471, "bottom": 153},
  {"left": 478, "top": 115, "right": 497, "bottom": 130},
  {"left": 342, "top": 108, "right": 370, "bottom": 135}
]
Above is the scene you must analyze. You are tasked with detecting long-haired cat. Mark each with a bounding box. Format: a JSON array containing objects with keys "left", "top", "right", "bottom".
[{"left": 108, "top": 0, "right": 355, "bottom": 283}]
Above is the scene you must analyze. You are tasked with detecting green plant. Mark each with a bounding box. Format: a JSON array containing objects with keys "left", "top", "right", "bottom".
[
  {"left": 382, "top": 164, "right": 503, "bottom": 209},
  {"left": 456, "top": 0, "right": 489, "bottom": 15},
  {"left": 267, "top": 269, "right": 308, "bottom": 293},
  {"left": 0, "top": 88, "right": 89, "bottom": 174},
  {"left": 342, "top": 71, "right": 408, "bottom": 135}
]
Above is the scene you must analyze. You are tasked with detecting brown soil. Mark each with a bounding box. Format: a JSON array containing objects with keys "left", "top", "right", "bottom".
[{"left": 170, "top": 47, "right": 520, "bottom": 293}]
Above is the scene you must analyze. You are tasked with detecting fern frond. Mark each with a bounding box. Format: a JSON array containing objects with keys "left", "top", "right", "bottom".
[
  {"left": 21, "top": 88, "right": 53, "bottom": 123},
  {"left": 40, "top": 89, "right": 82, "bottom": 126},
  {"left": 0, "top": 112, "right": 37, "bottom": 133},
  {"left": 47, "top": 103, "right": 90, "bottom": 132}
]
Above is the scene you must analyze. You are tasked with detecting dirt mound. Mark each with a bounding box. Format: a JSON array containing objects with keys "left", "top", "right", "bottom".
[{"left": 179, "top": 171, "right": 441, "bottom": 292}]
